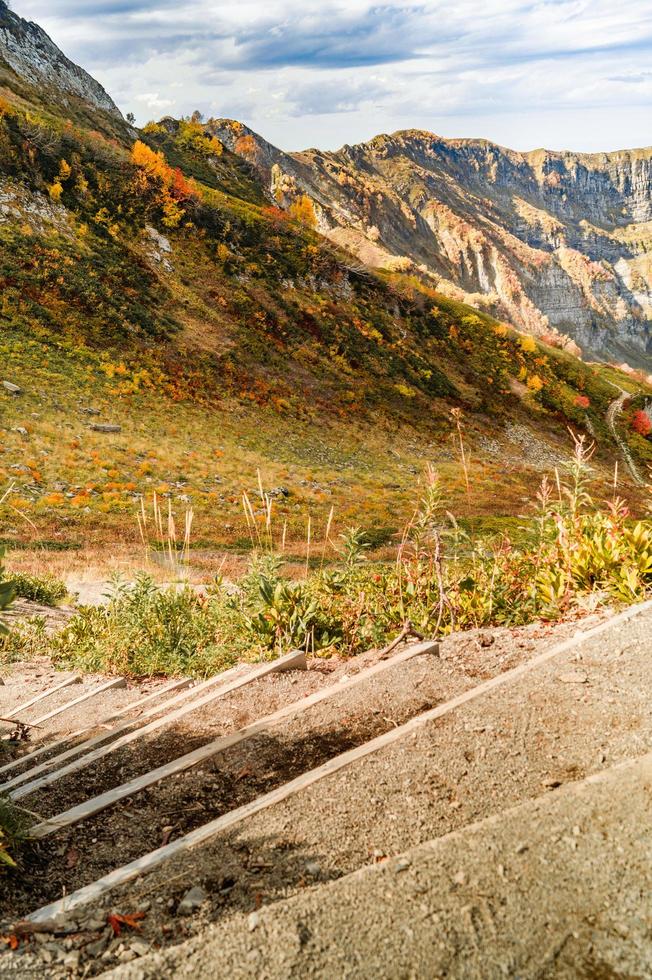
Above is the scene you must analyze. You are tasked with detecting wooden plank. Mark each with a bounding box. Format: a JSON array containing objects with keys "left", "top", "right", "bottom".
[
  {"left": 26, "top": 677, "right": 127, "bottom": 728},
  {"left": 2, "top": 668, "right": 246, "bottom": 792},
  {"left": 12, "top": 651, "right": 307, "bottom": 801},
  {"left": 1, "top": 675, "right": 81, "bottom": 725},
  {"left": 30, "top": 640, "right": 439, "bottom": 837},
  {"left": 0, "top": 677, "right": 194, "bottom": 779},
  {"left": 25, "top": 598, "right": 652, "bottom": 923}
]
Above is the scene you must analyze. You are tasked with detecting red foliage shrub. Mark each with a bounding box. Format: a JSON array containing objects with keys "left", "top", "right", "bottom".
[{"left": 631, "top": 409, "right": 652, "bottom": 437}]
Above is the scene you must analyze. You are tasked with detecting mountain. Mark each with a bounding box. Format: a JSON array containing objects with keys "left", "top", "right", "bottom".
[
  {"left": 213, "top": 121, "right": 652, "bottom": 370},
  {"left": 0, "top": 6, "right": 651, "bottom": 554},
  {"left": 0, "top": 0, "right": 123, "bottom": 127}
]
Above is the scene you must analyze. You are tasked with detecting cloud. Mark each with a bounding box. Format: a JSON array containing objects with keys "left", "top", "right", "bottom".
[{"left": 10, "top": 0, "right": 652, "bottom": 152}]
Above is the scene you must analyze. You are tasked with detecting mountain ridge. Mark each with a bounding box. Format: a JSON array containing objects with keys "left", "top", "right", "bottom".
[
  {"left": 0, "top": 0, "right": 121, "bottom": 119},
  {"left": 211, "top": 119, "right": 652, "bottom": 368}
]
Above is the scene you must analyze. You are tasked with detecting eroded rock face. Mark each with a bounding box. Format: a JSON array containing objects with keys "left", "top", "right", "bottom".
[
  {"left": 215, "top": 120, "right": 652, "bottom": 368},
  {"left": 0, "top": 0, "right": 120, "bottom": 117}
]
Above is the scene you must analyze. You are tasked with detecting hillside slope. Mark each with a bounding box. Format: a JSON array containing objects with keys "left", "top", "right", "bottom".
[
  {"left": 0, "top": 4, "right": 650, "bottom": 556},
  {"left": 213, "top": 121, "right": 652, "bottom": 369}
]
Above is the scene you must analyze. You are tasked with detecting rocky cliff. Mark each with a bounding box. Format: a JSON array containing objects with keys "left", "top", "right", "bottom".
[
  {"left": 214, "top": 121, "right": 652, "bottom": 369},
  {"left": 0, "top": 0, "right": 120, "bottom": 118}
]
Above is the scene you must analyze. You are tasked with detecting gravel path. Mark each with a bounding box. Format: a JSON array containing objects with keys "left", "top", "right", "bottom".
[
  {"left": 90, "top": 603, "right": 652, "bottom": 974},
  {"left": 112, "top": 748, "right": 652, "bottom": 979},
  {"left": 1, "top": 605, "right": 649, "bottom": 976}
]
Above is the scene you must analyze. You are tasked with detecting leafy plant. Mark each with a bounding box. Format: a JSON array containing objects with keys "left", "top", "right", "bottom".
[
  {"left": 0, "top": 549, "right": 14, "bottom": 636},
  {"left": 0, "top": 798, "right": 27, "bottom": 871}
]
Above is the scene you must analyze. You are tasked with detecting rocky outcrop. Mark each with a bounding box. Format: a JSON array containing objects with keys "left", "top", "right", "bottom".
[
  {"left": 215, "top": 121, "right": 652, "bottom": 368},
  {"left": 0, "top": 0, "right": 120, "bottom": 118}
]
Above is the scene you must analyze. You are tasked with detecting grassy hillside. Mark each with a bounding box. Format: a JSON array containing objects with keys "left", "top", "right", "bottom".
[{"left": 0, "top": 87, "right": 650, "bottom": 573}]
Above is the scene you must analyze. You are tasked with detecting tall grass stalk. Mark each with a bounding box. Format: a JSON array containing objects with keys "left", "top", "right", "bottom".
[{"left": 136, "top": 493, "right": 193, "bottom": 572}]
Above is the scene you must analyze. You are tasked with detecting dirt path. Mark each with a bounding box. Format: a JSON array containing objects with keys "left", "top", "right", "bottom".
[
  {"left": 114, "top": 748, "right": 652, "bottom": 980},
  {"left": 0, "top": 617, "right": 587, "bottom": 923},
  {"left": 2, "top": 605, "right": 650, "bottom": 976},
  {"left": 97, "top": 600, "right": 652, "bottom": 979},
  {"left": 605, "top": 385, "right": 645, "bottom": 486}
]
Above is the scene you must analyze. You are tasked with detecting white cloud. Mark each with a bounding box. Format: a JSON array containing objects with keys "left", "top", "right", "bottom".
[{"left": 11, "top": 0, "right": 652, "bottom": 152}]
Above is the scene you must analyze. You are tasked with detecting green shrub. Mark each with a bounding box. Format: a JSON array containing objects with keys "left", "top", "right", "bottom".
[
  {"left": 0, "top": 571, "right": 67, "bottom": 607},
  {"left": 0, "top": 548, "right": 14, "bottom": 636},
  {"left": 50, "top": 574, "right": 256, "bottom": 677},
  {"left": 0, "top": 797, "right": 27, "bottom": 871}
]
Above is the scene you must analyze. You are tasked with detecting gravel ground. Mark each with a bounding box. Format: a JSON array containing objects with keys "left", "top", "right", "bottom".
[
  {"left": 0, "top": 606, "right": 641, "bottom": 976},
  {"left": 0, "top": 615, "right": 585, "bottom": 920},
  {"left": 108, "top": 748, "right": 652, "bottom": 979}
]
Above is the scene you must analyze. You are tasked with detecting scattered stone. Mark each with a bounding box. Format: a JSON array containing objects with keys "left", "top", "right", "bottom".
[
  {"left": 395, "top": 858, "right": 411, "bottom": 872},
  {"left": 453, "top": 870, "right": 466, "bottom": 885},
  {"left": 248, "top": 912, "right": 260, "bottom": 932},
  {"left": 305, "top": 861, "right": 321, "bottom": 877},
  {"left": 13, "top": 426, "right": 29, "bottom": 439},
  {"left": 80, "top": 407, "right": 101, "bottom": 416},
  {"left": 63, "top": 951, "right": 81, "bottom": 970},
  {"left": 543, "top": 777, "right": 563, "bottom": 789},
  {"left": 176, "top": 885, "right": 208, "bottom": 915},
  {"left": 559, "top": 670, "right": 588, "bottom": 684},
  {"left": 479, "top": 633, "right": 495, "bottom": 648},
  {"left": 128, "top": 939, "right": 150, "bottom": 957},
  {"left": 90, "top": 424, "right": 122, "bottom": 434},
  {"left": 84, "top": 914, "right": 106, "bottom": 931},
  {"left": 84, "top": 936, "right": 109, "bottom": 958},
  {"left": 2, "top": 380, "right": 21, "bottom": 394}
]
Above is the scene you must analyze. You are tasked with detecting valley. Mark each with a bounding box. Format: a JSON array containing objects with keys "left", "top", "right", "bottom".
[{"left": 0, "top": 1, "right": 652, "bottom": 976}]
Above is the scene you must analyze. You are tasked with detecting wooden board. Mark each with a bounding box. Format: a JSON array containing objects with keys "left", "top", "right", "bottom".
[
  {"left": 25, "top": 598, "right": 652, "bottom": 923},
  {"left": 1, "top": 669, "right": 248, "bottom": 792},
  {"left": 0, "top": 677, "right": 193, "bottom": 779},
  {"left": 11, "top": 650, "right": 306, "bottom": 801},
  {"left": 0, "top": 675, "right": 81, "bottom": 728},
  {"left": 22, "top": 677, "right": 127, "bottom": 730},
  {"left": 30, "top": 640, "right": 439, "bottom": 837}
]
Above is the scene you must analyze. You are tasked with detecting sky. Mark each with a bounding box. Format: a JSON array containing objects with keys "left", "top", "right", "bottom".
[{"left": 11, "top": 0, "right": 652, "bottom": 153}]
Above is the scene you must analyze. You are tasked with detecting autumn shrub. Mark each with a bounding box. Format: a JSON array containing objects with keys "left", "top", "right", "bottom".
[
  {"left": 49, "top": 435, "right": 652, "bottom": 677},
  {"left": 632, "top": 409, "right": 652, "bottom": 437}
]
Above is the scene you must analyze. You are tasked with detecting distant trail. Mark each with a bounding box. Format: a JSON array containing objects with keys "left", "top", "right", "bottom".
[{"left": 605, "top": 385, "right": 646, "bottom": 487}]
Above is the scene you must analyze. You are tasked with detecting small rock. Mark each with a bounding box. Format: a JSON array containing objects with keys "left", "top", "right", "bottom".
[
  {"left": 248, "top": 912, "right": 260, "bottom": 932},
  {"left": 2, "top": 380, "right": 21, "bottom": 394},
  {"left": 176, "top": 885, "right": 208, "bottom": 915},
  {"left": 305, "top": 861, "right": 321, "bottom": 877},
  {"left": 118, "top": 949, "right": 137, "bottom": 963},
  {"left": 84, "top": 937, "right": 109, "bottom": 958},
  {"left": 453, "top": 870, "right": 466, "bottom": 885},
  {"left": 395, "top": 858, "right": 411, "bottom": 872},
  {"left": 129, "top": 939, "right": 150, "bottom": 957},
  {"left": 84, "top": 914, "right": 106, "bottom": 931},
  {"left": 90, "top": 424, "right": 122, "bottom": 434},
  {"left": 13, "top": 426, "right": 29, "bottom": 439},
  {"left": 559, "top": 671, "right": 588, "bottom": 684},
  {"left": 543, "top": 777, "right": 562, "bottom": 789},
  {"left": 63, "top": 951, "right": 81, "bottom": 969},
  {"left": 479, "top": 632, "right": 495, "bottom": 648},
  {"left": 80, "top": 407, "right": 101, "bottom": 416}
]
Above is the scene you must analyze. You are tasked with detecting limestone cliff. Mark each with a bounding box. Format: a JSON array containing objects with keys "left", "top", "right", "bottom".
[{"left": 214, "top": 121, "right": 652, "bottom": 368}]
